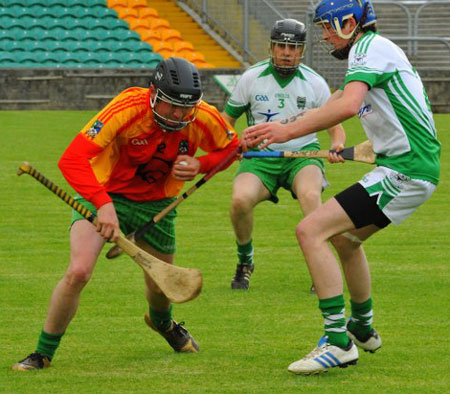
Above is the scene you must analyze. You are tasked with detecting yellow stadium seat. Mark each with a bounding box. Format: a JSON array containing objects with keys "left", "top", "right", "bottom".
[
  {"left": 159, "top": 28, "right": 183, "bottom": 43},
  {"left": 149, "top": 18, "right": 171, "bottom": 32},
  {"left": 172, "top": 41, "right": 195, "bottom": 55},
  {"left": 183, "top": 51, "right": 206, "bottom": 63},
  {"left": 151, "top": 40, "right": 175, "bottom": 59},
  {"left": 127, "top": 0, "right": 148, "bottom": 10},
  {"left": 139, "top": 7, "right": 159, "bottom": 21},
  {"left": 126, "top": 16, "right": 151, "bottom": 32},
  {"left": 194, "top": 61, "right": 215, "bottom": 69},
  {"left": 117, "top": 7, "right": 139, "bottom": 20},
  {"left": 107, "top": 0, "right": 128, "bottom": 9}
]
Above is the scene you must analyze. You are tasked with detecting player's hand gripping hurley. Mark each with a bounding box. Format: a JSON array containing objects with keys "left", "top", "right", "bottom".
[
  {"left": 17, "top": 162, "right": 202, "bottom": 304},
  {"left": 106, "top": 146, "right": 240, "bottom": 259},
  {"left": 243, "top": 140, "right": 375, "bottom": 164}
]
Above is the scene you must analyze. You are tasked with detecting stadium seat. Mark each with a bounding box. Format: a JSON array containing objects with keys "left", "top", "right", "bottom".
[
  {"left": 139, "top": 7, "right": 159, "bottom": 21},
  {"left": 131, "top": 41, "right": 154, "bottom": 53},
  {"left": 117, "top": 7, "right": 138, "bottom": 20},
  {"left": 125, "top": 16, "right": 150, "bottom": 33},
  {"left": 28, "top": 0, "right": 47, "bottom": 5},
  {"left": 192, "top": 60, "right": 215, "bottom": 69},
  {"left": 160, "top": 28, "right": 183, "bottom": 43},
  {"left": 183, "top": 51, "right": 206, "bottom": 63},
  {"left": 8, "top": 0, "right": 27, "bottom": 6},
  {"left": 149, "top": 18, "right": 171, "bottom": 33},
  {"left": 0, "top": 51, "right": 16, "bottom": 66},
  {"left": 139, "top": 29, "right": 161, "bottom": 45},
  {"left": 127, "top": 0, "right": 148, "bottom": 11},
  {"left": 107, "top": 0, "right": 128, "bottom": 9},
  {"left": 151, "top": 41, "right": 174, "bottom": 59},
  {"left": 172, "top": 41, "right": 195, "bottom": 56}
]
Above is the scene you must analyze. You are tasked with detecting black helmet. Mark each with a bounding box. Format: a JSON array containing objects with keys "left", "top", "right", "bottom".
[
  {"left": 150, "top": 57, "right": 203, "bottom": 131},
  {"left": 270, "top": 19, "right": 307, "bottom": 76}
]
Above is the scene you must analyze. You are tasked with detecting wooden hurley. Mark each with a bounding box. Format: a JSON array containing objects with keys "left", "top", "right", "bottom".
[
  {"left": 243, "top": 140, "right": 375, "bottom": 164},
  {"left": 17, "top": 162, "right": 202, "bottom": 304}
]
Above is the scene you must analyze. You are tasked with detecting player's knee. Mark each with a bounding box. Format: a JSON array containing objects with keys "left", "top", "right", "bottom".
[
  {"left": 296, "top": 220, "right": 315, "bottom": 249},
  {"left": 297, "top": 189, "right": 321, "bottom": 210},
  {"left": 64, "top": 266, "right": 92, "bottom": 289},
  {"left": 231, "top": 193, "right": 254, "bottom": 215}
]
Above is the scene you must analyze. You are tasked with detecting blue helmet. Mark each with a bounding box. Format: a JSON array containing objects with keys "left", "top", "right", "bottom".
[{"left": 314, "top": 0, "right": 376, "bottom": 39}]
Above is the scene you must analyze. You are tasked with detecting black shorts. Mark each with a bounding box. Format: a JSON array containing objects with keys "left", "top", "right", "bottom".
[{"left": 334, "top": 182, "right": 391, "bottom": 229}]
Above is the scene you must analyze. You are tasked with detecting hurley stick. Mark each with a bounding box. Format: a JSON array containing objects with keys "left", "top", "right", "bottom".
[
  {"left": 17, "top": 162, "right": 202, "bottom": 304},
  {"left": 243, "top": 140, "right": 375, "bottom": 164}
]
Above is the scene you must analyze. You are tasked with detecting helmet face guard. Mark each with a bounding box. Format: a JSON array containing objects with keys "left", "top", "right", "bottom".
[
  {"left": 313, "top": 0, "right": 377, "bottom": 59},
  {"left": 269, "top": 19, "right": 307, "bottom": 77},
  {"left": 150, "top": 57, "right": 203, "bottom": 132},
  {"left": 150, "top": 87, "right": 202, "bottom": 132}
]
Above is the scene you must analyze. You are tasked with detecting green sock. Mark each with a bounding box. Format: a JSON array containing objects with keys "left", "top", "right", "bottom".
[
  {"left": 35, "top": 330, "right": 64, "bottom": 361},
  {"left": 150, "top": 305, "right": 173, "bottom": 332},
  {"left": 319, "top": 294, "right": 349, "bottom": 348},
  {"left": 237, "top": 240, "right": 253, "bottom": 265},
  {"left": 348, "top": 297, "right": 374, "bottom": 339}
]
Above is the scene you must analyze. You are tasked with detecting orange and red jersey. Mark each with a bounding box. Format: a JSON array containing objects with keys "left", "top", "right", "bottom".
[{"left": 59, "top": 87, "right": 239, "bottom": 209}]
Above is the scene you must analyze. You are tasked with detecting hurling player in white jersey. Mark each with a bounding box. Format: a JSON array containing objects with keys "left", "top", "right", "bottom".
[
  {"left": 222, "top": 18, "right": 345, "bottom": 292},
  {"left": 241, "top": 0, "right": 440, "bottom": 375}
]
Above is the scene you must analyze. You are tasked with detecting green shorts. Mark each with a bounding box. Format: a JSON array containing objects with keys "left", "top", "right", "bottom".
[
  {"left": 236, "top": 142, "right": 325, "bottom": 203},
  {"left": 71, "top": 194, "right": 177, "bottom": 254}
]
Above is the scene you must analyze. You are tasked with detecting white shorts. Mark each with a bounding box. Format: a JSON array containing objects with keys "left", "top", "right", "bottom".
[{"left": 359, "top": 166, "right": 436, "bottom": 225}]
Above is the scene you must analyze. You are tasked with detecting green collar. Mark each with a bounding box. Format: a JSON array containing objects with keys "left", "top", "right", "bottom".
[{"left": 258, "top": 61, "right": 305, "bottom": 88}]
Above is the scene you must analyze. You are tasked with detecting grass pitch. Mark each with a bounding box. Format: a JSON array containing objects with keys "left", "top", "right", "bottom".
[{"left": 0, "top": 111, "right": 449, "bottom": 393}]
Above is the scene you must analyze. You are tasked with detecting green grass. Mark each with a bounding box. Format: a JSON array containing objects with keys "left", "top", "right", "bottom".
[{"left": 0, "top": 111, "right": 449, "bottom": 393}]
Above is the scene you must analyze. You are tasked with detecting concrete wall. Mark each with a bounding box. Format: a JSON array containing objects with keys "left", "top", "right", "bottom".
[
  {"left": 0, "top": 68, "right": 242, "bottom": 112},
  {"left": 0, "top": 67, "right": 448, "bottom": 113}
]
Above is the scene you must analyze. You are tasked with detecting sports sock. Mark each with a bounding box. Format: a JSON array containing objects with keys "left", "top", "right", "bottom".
[
  {"left": 319, "top": 294, "right": 349, "bottom": 348},
  {"left": 348, "top": 297, "right": 374, "bottom": 340},
  {"left": 150, "top": 305, "right": 173, "bottom": 332},
  {"left": 35, "top": 330, "right": 64, "bottom": 361},
  {"left": 237, "top": 240, "right": 254, "bottom": 265}
]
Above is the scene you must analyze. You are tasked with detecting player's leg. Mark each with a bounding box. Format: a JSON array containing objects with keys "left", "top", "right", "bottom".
[
  {"left": 137, "top": 240, "right": 199, "bottom": 353},
  {"left": 230, "top": 172, "right": 272, "bottom": 289},
  {"left": 123, "top": 195, "right": 198, "bottom": 353},
  {"left": 288, "top": 198, "right": 359, "bottom": 374},
  {"left": 290, "top": 163, "right": 325, "bottom": 294},
  {"left": 332, "top": 226, "right": 382, "bottom": 353},
  {"left": 12, "top": 219, "right": 105, "bottom": 371}
]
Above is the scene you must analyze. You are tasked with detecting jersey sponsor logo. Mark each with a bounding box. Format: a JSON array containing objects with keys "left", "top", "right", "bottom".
[
  {"left": 255, "top": 95, "right": 269, "bottom": 102},
  {"left": 358, "top": 104, "right": 372, "bottom": 119},
  {"left": 351, "top": 53, "right": 367, "bottom": 67},
  {"left": 257, "top": 109, "right": 279, "bottom": 122},
  {"left": 297, "top": 96, "right": 306, "bottom": 109},
  {"left": 131, "top": 138, "right": 149, "bottom": 145},
  {"left": 86, "top": 120, "right": 104, "bottom": 139},
  {"left": 178, "top": 139, "right": 189, "bottom": 154}
]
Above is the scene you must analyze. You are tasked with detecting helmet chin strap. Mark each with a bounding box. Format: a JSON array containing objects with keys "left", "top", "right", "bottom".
[{"left": 331, "top": 24, "right": 361, "bottom": 60}]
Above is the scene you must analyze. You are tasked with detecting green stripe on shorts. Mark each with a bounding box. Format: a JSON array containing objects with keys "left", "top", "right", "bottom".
[{"left": 71, "top": 194, "right": 177, "bottom": 254}]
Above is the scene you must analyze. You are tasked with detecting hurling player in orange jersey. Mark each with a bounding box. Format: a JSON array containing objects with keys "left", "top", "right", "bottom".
[{"left": 13, "top": 57, "right": 239, "bottom": 371}]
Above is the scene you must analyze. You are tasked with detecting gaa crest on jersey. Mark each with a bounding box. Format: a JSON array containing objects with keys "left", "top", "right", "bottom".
[
  {"left": 178, "top": 139, "right": 189, "bottom": 154},
  {"left": 296, "top": 96, "right": 306, "bottom": 110},
  {"left": 351, "top": 53, "right": 368, "bottom": 67},
  {"left": 86, "top": 120, "right": 104, "bottom": 139}
]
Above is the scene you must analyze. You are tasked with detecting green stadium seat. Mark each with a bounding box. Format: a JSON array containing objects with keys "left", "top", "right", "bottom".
[
  {"left": 8, "top": 0, "right": 27, "bottom": 6},
  {"left": 0, "top": 40, "right": 21, "bottom": 52},
  {"left": 3, "top": 5, "right": 26, "bottom": 18},
  {"left": 28, "top": 0, "right": 48, "bottom": 6}
]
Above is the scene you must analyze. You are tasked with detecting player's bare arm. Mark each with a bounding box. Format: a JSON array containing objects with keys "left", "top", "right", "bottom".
[{"left": 242, "top": 81, "right": 368, "bottom": 150}]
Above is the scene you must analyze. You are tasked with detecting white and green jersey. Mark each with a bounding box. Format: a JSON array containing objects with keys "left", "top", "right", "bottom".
[
  {"left": 345, "top": 31, "right": 440, "bottom": 184},
  {"left": 224, "top": 60, "right": 331, "bottom": 151}
]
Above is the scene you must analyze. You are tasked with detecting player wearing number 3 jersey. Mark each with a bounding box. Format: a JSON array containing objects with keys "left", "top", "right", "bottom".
[
  {"left": 241, "top": 0, "right": 440, "bottom": 375},
  {"left": 223, "top": 18, "right": 346, "bottom": 292}
]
